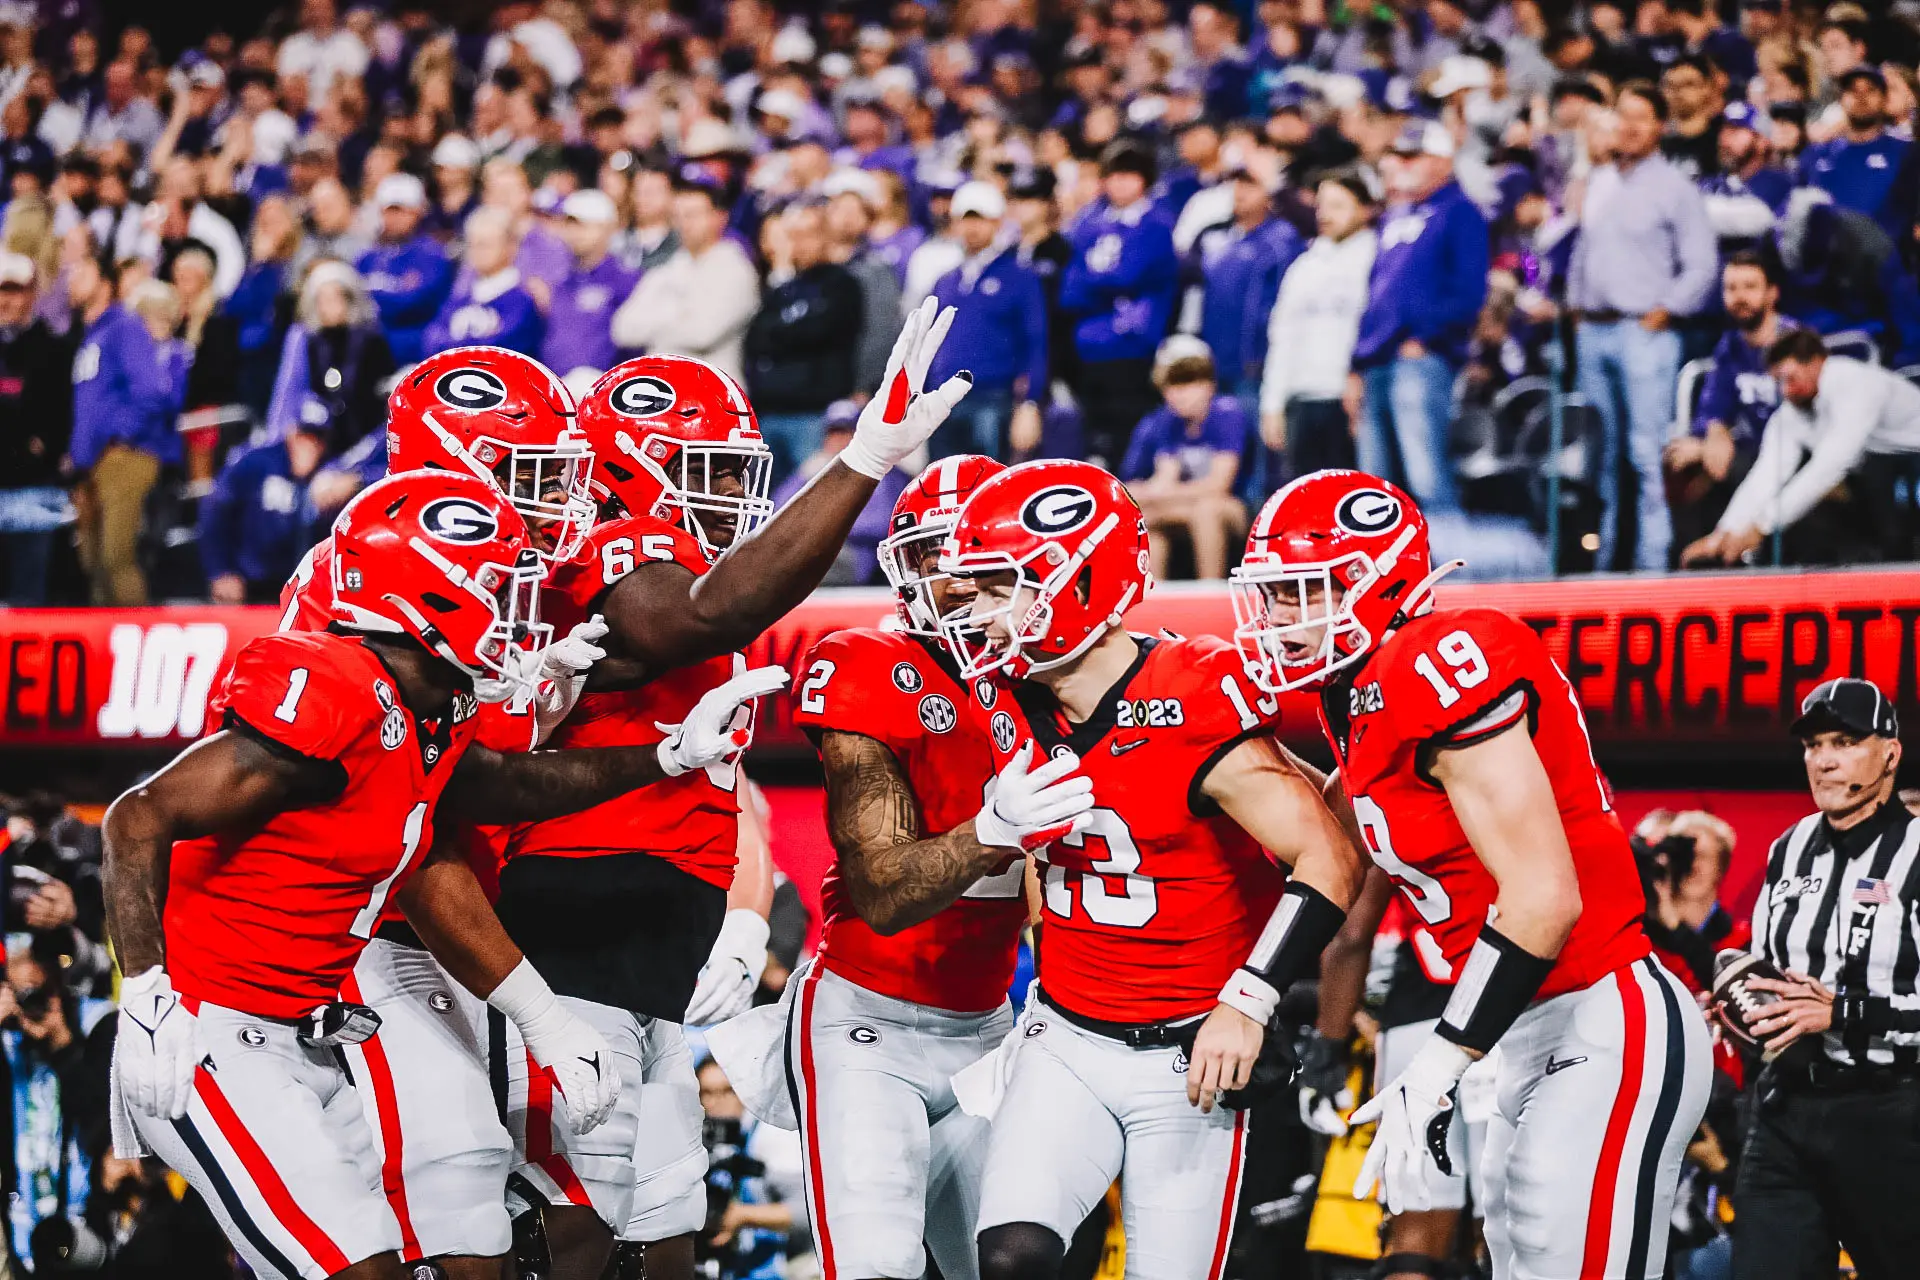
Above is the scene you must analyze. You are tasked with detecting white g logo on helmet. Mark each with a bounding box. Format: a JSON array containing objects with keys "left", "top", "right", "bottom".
[
  {"left": 1334, "top": 488, "right": 1402, "bottom": 535},
  {"left": 433, "top": 368, "right": 510, "bottom": 411},
  {"left": 607, "top": 375, "right": 677, "bottom": 418},
  {"left": 1018, "top": 485, "right": 1097, "bottom": 537},
  {"left": 420, "top": 496, "right": 502, "bottom": 544}
]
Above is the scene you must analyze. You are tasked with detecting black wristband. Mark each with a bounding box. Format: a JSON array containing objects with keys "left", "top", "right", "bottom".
[
  {"left": 1436, "top": 924, "right": 1555, "bottom": 1054},
  {"left": 1245, "top": 881, "right": 1347, "bottom": 993},
  {"left": 1835, "top": 990, "right": 1889, "bottom": 1039}
]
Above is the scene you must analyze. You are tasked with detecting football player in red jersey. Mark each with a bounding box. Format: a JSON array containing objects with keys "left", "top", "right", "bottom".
[
  {"left": 1232, "top": 471, "right": 1711, "bottom": 1280},
  {"left": 936, "top": 460, "right": 1366, "bottom": 1280},
  {"left": 777, "top": 454, "right": 1096, "bottom": 1280},
  {"left": 102, "top": 473, "right": 772, "bottom": 1280},
  {"left": 499, "top": 300, "right": 976, "bottom": 1280}
]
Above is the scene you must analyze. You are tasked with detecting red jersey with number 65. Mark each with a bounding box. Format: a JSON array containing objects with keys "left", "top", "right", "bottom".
[
  {"left": 168, "top": 631, "right": 478, "bottom": 1019},
  {"left": 793, "top": 628, "right": 1022, "bottom": 1013},
  {"left": 1322, "top": 606, "right": 1649, "bottom": 1001},
  {"left": 975, "top": 635, "right": 1289, "bottom": 1024},
  {"left": 506, "top": 514, "right": 745, "bottom": 887}
]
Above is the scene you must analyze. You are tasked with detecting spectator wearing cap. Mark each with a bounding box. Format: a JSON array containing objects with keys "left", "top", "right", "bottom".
[
  {"left": 1009, "top": 170, "right": 1072, "bottom": 415},
  {"left": 926, "top": 179, "right": 1046, "bottom": 461},
  {"left": 745, "top": 200, "right": 864, "bottom": 479},
  {"left": 1797, "top": 66, "right": 1917, "bottom": 243},
  {"left": 1061, "top": 139, "right": 1179, "bottom": 468},
  {"left": 199, "top": 422, "right": 329, "bottom": 605},
  {"left": 1350, "top": 119, "right": 1488, "bottom": 518},
  {"left": 1570, "top": 81, "right": 1717, "bottom": 571},
  {"left": 1702, "top": 103, "right": 1794, "bottom": 251},
  {"left": 1666, "top": 252, "right": 1795, "bottom": 552},
  {"left": 355, "top": 172, "right": 453, "bottom": 367},
  {"left": 1193, "top": 165, "right": 1302, "bottom": 407},
  {"left": 904, "top": 174, "right": 965, "bottom": 313},
  {"left": 612, "top": 174, "right": 760, "bottom": 384},
  {"left": 1123, "top": 336, "right": 1251, "bottom": 581},
  {"left": 1660, "top": 53, "right": 1725, "bottom": 180},
  {"left": 769, "top": 397, "right": 909, "bottom": 585},
  {"left": 541, "top": 189, "right": 639, "bottom": 380},
  {"left": 822, "top": 168, "right": 901, "bottom": 394},
  {"left": 1684, "top": 328, "right": 1920, "bottom": 566},
  {"left": 426, "top": 134, "right": 481, "bottom": 244},
  {"left": 1260, "top": 168, "right": 1378, "bottom": 480},
  {"left": 423, "top": 206, "right": 543, "bottom": 358},
  {"left": 66, "top": 250, "right": 175, "bottom": 607},
  {"left": 0, "top": 251, "right": 71, "bottom": 605}
]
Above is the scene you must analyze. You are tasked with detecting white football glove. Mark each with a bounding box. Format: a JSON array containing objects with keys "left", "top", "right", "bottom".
[
  {"left": 683, "top": 909, "right": 771, "bottom": 1026},
  {"left": 488, "top": 960, "right": 621, "bottom": 1135},
  {"left": 974, "top": 740, "right": 1095, "bottom": 852},
  {"left": 840, "top": 296, "right": 975, "bottom": 480},
  {"left": 532, "top": 615, "right": 609, "bottom": 743},
  {"left": 1349, "top": 1036, "right": 1474, "bottom": 1214},
  {"left": 116, "top": 967, "right": 201, "bottom": 1120},
  {"left": 656, "top": 665, "right": 790, "bottom": 777}
]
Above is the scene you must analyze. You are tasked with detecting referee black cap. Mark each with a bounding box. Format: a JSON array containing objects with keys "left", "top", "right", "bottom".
[{"left": 1791, "top": 677, "right": 1899, "bottom": 739}]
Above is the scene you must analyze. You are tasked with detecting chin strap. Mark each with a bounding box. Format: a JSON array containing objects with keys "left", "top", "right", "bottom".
[{"left": 1388, "top": 557, "right": 1466, "bottom": 632}]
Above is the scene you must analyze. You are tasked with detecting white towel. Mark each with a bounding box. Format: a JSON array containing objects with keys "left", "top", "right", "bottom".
[
  {"left": 108, "top": 1039, "right": 153, "bottom": 1159},
  {"left": 951, "top": 984, "right": 1040, "bottom": 1121},
  {"left": 705, "top": 969, "right": 802, "bottom": 1131}
]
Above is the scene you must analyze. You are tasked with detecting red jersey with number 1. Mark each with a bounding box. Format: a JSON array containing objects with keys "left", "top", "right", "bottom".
[
  {"left": 506, "top": 514, "right": 745, "bottom": 888},
  {"left": 793, "top": 629, "right": 1022, "bottom": 1013},
  {"left": 974, "top": 635, "right": 1289, "bottom": 1025},
  {"left": 1321, "top": 606, "right": 1648, "bottom": 1001},
  {"left": 169, "top": 631, "right": 478, "bottom": 1019}
]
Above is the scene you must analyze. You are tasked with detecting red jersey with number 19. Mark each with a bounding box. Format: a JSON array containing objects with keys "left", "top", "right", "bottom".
[
  {"left": 792, "top": 628, "right": 1022, "bottom": 1013},
  {"left": 974, "top": 635, "right": 1289, "bottom": 1025},
  {"left": 506, "top": 514, "right": 744, "bottom": 887},
  {"left": 1321, "top": 606, "right": 1649, "bottom": 1001},
  {"left": 168, "top": 631, "right": 478, "bottom": 1019}
]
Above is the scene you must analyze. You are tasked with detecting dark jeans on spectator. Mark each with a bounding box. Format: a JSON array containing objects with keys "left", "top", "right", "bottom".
[
  {"left": 3, "top": 530, "right": 53, "bottom": 604},
  {"left": 1074, "top": 357, "right": 1159, "bottom": 470},
  {"left": 1285, "top": 397, "right": 1358, "bottom": 477},
  {"left": 1732, "top": 1072, "right": 1920, "bottom": 1279},
  {"left": 933, "top": 381, "right": 1014, "bottom": 461}
]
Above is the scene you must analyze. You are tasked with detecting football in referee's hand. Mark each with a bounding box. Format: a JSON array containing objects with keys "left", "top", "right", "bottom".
[{"left": 1710, "top": 950, "right": 1787, "bottom": 1054}]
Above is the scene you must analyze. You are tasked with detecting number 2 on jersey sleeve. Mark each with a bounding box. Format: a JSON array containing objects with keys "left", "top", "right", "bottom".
[
  {"left": 1350, "top": 793, "right": 1452, "bottom": 926},
  {"left": 799, "top": 659, "right": 835, "bottom": 714}
]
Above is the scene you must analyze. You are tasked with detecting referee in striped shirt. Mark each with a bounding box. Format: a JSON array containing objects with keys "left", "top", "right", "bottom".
[{"left": 1731, "top": 677, "right": 1919, "bottom": 1280}]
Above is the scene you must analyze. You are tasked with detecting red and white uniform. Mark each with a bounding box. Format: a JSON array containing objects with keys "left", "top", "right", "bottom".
[
  {"left": 492, "top": 513, "right": 741, "bottom": 1240},
  {"left": 264, "top": 533, "right": 526, "bottom": 1264},
  {"left": 1326, "top": 607, "right": 1709, "bottom": 1280},
  {"left": 140, "top": 631, "right": 480, "bottom": 1279},
  {"left": 786, "top": 629, "right": 1020, "bottom": 1280},
  {"left": 972, "top": 636, "right": 1280, "bottom": 1280}
]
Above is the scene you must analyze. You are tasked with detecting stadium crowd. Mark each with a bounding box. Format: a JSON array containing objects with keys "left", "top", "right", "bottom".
[{"left": 0, "top": 0, "right": 1915, "bottom": 604}]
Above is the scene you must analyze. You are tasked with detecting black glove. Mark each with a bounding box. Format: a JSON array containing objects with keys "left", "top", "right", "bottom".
[{"left": 1296, "top": 1027, "right": 1354, "bottom": 1134}]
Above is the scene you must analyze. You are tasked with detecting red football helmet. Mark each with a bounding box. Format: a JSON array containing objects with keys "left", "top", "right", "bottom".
[
  {"left": 329, "top": 471, "right": 551, "bottom": 697},
  {"left": 386, "top": 346, "right": 595, "bottom": 564},
  {"left": 1230, "top": 470, "right": 1457, "bottom": 692},
  {"left": 938, "top": 460, "right": 1151, "bottom": 679},
  {"left": 879, "top": 454, "right": 1007, "bottom": 636},
  {"left": 577, "top": 355, "right": 773, "bottom": 557}
]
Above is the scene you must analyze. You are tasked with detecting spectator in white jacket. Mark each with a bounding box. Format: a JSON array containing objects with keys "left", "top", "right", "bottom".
[
  {"left": 1258, "top": 169, "right": 1379, "bottom": 479},
  {"left": 611, "top": 175, "right": 761, "bottom": 384}
]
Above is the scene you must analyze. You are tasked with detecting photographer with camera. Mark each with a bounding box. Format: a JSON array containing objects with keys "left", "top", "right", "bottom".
[
  {"left": 1712, "top": 678, "right": 1920, "bottom": 1279},
  {"left": 1636, "top": 811, "right": 1744, "bottom": 991},
  {"left": 696, "top": 1057, "right": 809, "bottom": 1280}
]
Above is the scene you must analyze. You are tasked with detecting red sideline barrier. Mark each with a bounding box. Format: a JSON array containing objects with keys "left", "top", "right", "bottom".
[{"left": 2, "top": 567, "right": 1917, "bottom": 750}]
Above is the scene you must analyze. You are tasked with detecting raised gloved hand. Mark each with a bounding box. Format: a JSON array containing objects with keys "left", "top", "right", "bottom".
[
  {"left": 116, "top": 967, "right": 201, "bottom": 1119},
  {"left": 488, "top": 959, "right": 621, "bottom": 1134},
  {"left": 683, "top": 909, "right": 772, "bottom": 1026},
  {"left": 531, "top": 615, "right": 608, "bottom": 743},
  {"left": 1349, "top": 1036, "right": 1474, "bottom": 1213},
  {"left": 840, "top": 296, "right": 974, "bottom": 480},
  {"left": 656, "top": 666, "right": 790, "bottom": 777},
  {"left": 974, "top": 740, "right": 1095, "bottom": 852}
]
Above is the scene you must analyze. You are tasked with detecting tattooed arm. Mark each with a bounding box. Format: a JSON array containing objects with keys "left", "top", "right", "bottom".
[{"left": 820, "top": 729, "right": 1011, "bottom": 936}]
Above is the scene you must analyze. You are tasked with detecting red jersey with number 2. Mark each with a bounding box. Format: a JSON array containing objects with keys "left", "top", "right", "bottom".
[
  {"left": 974, "top": 635, "right": 1289, "bottom": 1025},
  {"left": 506, "top": 515, "right": 745, "bottom": 888},
  {"left": 793, "top": 629, "right": 1023, "bottom": 1013},
  {"left": 169, "top": 631, "right": 477, "bottom": 1019},
  {"left": 1322, "top": 607, "right": 1649, "bottom": 1000}
]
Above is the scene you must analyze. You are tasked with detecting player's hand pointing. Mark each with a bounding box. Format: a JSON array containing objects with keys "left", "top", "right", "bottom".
[
  {"left": 974, "top": 740, "right": 1095, "bottom": 852},
  {"left": 1187, "top": 1003, "right": 1263, "bottom": 1112},
  {"left": 116, "top": 967, "right": 201, "bottom": 1119},
  {"left": 656, "top": 665, "right": 791, "bottom": 777},
  {"left": 841, "top": 297, "right": 974, "bottom": 480}
]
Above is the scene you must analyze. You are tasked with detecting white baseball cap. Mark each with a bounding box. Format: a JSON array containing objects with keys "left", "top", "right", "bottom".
[
  {"left": 431, "top": 134, "right": 480, "bottom": 170},
  {"left": 756, "top": 88, "right": 810, "bottom": 122},
  {"left": 1389, "top": 119, "right": 1457, "bottom": 160},
  {"left": 951, "top": 180, "right": 1006, "bottom": 221},
  {"left": 562, "top": 188, "right": 620, "bottom": 225},
  {"left": 375, "top": 173, "right": 428, "bottom": 210},
  {"left": 822, "top": 167, "right": 882, "bottom": 207},
  {"left": 0, "top": 251, "right": 34, "bottom": 286},
  {"left": 1428, "top": 55, "right": 1492, "bottom": 100}
]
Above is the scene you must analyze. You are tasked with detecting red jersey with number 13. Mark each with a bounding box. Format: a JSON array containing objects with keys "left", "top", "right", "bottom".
[
  {"left": 1322, "top": 606, "right": 1648, "bottom": 1000},
  {"left": 793, "top": 629, "right": 1023, "bottom": 1013},
  {"left": 975, "top": 636, "right": 1289, "bottom": 1025}
]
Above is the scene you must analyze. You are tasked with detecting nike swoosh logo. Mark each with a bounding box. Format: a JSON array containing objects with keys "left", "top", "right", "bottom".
[
  {"left": 1544, "top": 1055, "right": 1587, "bottom": 1075},
  {"left": 579, "top": 1054, "right": 602, "bottom": 1080},
  {"left": 1110, "top": 738, "right": 1149, "bottom": 756}
]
